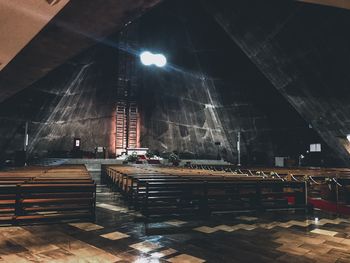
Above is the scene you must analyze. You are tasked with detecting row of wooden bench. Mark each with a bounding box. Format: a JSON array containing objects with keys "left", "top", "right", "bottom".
[
  {"left": 0, "top": 165, "right": 96, "bottom": 224},
  {"left": 102, "top": 165, "right": 309, "bottom": 218},
  {"left": 189, "top": 164, "right": 350, "bottom": 180},
  {"left": 188, "top": 165, "right": 350, "bottom": 210}
]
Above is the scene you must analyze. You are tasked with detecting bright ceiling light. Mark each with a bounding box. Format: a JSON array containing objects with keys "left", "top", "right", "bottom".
[
  {"left": 140, "top": 51, "right": 167, "bottom": 67},
  {"left": 140, "top": 51, "right": 153, "bottom": 66},
  {"left": 154, "top": 54, "right": 167, "bottom": 67},
  {"left": 347, "top": 134, "right": 350, "bottom": 142}
]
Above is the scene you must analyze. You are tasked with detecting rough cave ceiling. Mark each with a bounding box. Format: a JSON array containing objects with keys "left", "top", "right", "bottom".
[
  {"left": 0, "top": 0, "right": 340, "bottom": 168},
  {"left": 0, "top": 0, "right": 349, "bottom": 165},
  {"left": 0, "top": 0, "right": 350, "bottom": 102},
  {"left": 0, "top": 0, "right": 69, "bottom": 71},
  {"left": 0, "top": 0, "right": 162, "bottom": 102},
  {"left": 0, "top": 0, "right": 348, "bottom": 104}
]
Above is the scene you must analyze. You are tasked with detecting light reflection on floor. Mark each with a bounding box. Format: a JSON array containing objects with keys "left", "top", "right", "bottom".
[{"left": 1, "top": 171, "right": 350, "bottom": 262}]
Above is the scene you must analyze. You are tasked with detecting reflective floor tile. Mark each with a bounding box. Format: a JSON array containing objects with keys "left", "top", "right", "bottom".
[
  {"left": 167, "top": 253, "right": 205, "bottom": 263},
  {"left": 213, "top": 225, "right": 234, "bottom": 232},
  {"left": 236, "top": 216, "right": 258, "bottom": 221},
  {"left": 69, "top": 223, "right": 104, "bottom": 231},
  {"left": 100, "top": 231, "right": 129, "bottom": 240},
  {"left": 129, "top": 241, "right": 162, "bottom": 253},
  {"left": 164, "top": 220, "right": 187, "bottom": 227},
  {"left": 150, "top": 248, "right": 177, "bottom": 258},
  {"left": 311, "top": 229, "right": 338, "bottom": 237},
  {"left": 193, "top": 226, "right": 217, "bottom": 234}
]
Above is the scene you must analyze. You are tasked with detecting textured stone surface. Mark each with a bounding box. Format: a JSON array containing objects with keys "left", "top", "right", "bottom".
[
  {"left": 0, "top": 0, "right": 337, "bottom": 165},
  {"left": 0, "top": 0, "right": 69, "bottom": 71},
  {"left": 0, "top": 44, "right": 118, "bottom": 157},
  {"left": 0, "top": 0, "right": 162, "bottom": 102},
  {"left": 204, "top": 0, "right": 350, "bottom": 165},
  {"left": 136, "top": 0, "right": 329, "bottom": 164}
]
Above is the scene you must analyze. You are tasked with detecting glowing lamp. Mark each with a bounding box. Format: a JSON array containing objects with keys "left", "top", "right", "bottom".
[{"left": 140, "top": 51, "right": 167, "bottom": 67}]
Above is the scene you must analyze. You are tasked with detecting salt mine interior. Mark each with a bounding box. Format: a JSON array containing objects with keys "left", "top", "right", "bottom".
[{"left": 0, "top": 0, "right": 350, "bottom": 262}]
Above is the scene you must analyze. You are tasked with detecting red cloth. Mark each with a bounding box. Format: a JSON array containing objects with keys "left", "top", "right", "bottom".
[{"left": 308, "top": 198, "right": 350, "bottom": 215}]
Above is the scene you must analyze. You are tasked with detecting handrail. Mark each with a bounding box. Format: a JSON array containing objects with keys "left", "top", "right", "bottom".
[
  {"left": 332, "top": 178, "right": 343, "bottom": 187},
  {"left": 290, "top": 175, "right": 299, "bottom": 182},
  {"left": 273, "top": 172, "right": 285, "bottom": 181},
  {"left": 309, "top": 176, "right": 322, "bottom": 185},
  {"left": 229, "top": 168, "right": 237, "bottom": 175}
]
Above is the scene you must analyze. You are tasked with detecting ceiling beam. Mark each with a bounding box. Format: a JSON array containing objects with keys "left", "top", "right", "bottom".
[
  {"left": 0, "top": 0, "right": 162, "bottom": 103},
  {"left": 298, "top": 0, "right": 350, "bottom": 10},
  {"left": 0, "top": 0, "right": 70, "bottom": 71}
]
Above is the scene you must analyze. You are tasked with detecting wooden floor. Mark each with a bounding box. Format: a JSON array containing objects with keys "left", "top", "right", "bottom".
[{"left": 1, "top": 170, "right": 350, "bottom": 262}]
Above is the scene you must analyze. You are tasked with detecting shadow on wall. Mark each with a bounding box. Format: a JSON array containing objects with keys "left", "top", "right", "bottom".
[{"left": 0, "top": 44, "right": 119, "bottom": 160}]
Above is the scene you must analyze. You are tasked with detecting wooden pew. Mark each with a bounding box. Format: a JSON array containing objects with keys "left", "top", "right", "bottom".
[
  {"left": 140, "top": 180, "right": 307, "bottom": 218},
  {"left": 0, "top": 165, "right": 96, "bottom": 225},
  {"left": 103, "top": 165, "right": 308, "bottom": 218}
]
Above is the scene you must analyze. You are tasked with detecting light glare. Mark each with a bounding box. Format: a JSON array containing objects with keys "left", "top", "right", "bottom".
[
  {"left": 140, "top": 51, "right": 153, "bottom": 66},
  {"left": 154, "top": 54, "right": 167, "bottom": 67},
  {"left": 140, "top": 51, "right": 167, "bottom": 67}
]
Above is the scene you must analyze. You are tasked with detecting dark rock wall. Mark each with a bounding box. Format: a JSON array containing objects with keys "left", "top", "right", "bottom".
[
  {"left": 0, "top": 44, "right": 118, "bottom": 158},
  {"left": 0, "top": 0, "right": 336, "bottom": 166},
  {"left": 203, "top": 0, "right": 350, "bottom": 165},
  {"left": 136, "top": 0, "right": 324, "bottom": 164}
]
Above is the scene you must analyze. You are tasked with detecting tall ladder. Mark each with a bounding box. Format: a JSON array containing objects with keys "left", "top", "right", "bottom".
[{"left": 115, "top": 24, "right": 140, "bottom": 156}]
